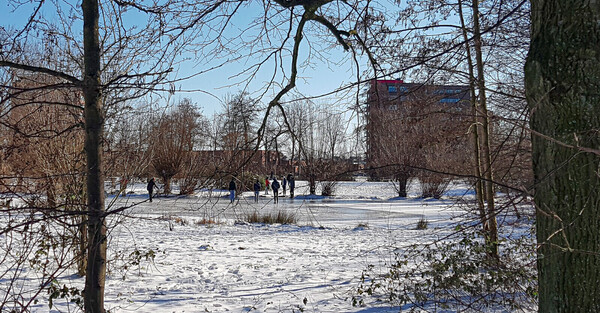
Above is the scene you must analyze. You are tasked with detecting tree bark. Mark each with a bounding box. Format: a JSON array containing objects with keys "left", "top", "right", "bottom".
[
  {"left": 309, "top": 172, "right": 317, "bottom": 195},
  {"left": 77, "top": 218, "right": 88, "bottom": 277},
  {"left": 525, "top": 1, "right": 600, "bottom": 312},
  {"left": 82, "top": 0, "right": 107, "bottom": 312},
  {"left": 395, "top": 172, "right": 409, "bottom": 198},
  {"left": 163, "top": 177, "right": 172, "bottom": 195}
]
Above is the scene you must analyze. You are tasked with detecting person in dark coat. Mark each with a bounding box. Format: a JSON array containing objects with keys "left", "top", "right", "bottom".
[
  {"left": 282, "top": 176, "right": 287, "bottom": 196},
  {"left": 228, "top": 178, "right": 237, "bottom": 203},
  {"left": 253, "top": 180, "right": 261, "bottom": 203},
  {"left": 271, "top": 178, "right": 280, "bottom": 204},
  {"left": 147, "top": 177, "right": 158, "bottom": 202},
  {"left": 288, "top": 174, "right": 295, "bottom": 198}
]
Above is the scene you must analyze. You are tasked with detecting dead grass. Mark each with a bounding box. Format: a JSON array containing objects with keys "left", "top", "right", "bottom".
[
  {"left": 244, "top": 210, "right": 298, "bottom": 225},
  {"left": 158, "top": 215, "right": 189, "bottom": 226},
  {"left": 195, "top": 218, "right": 220, "bottom": 226},
  {"left": 416, "top": 217, "right": 428, "bottom": 230}
]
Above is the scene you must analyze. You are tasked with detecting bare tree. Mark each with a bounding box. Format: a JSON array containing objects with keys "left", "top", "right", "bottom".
[
  {"left": 286, "top": 100, "right": 350, "bottom": 195},
  {"left": 150, "top": 99, "right": 203, "bottom": 195},
  {"left": 222, "top": 91, "right": 260, "bottom": 150},
  {"left": 2, "top": 71, "right": 88, "bottom": 277},
  {"left": 1, "top": 1, "right": 233, "bottom": 311},
  {"left": 104, "top": 106, "right": 155, "bottom": 192}
]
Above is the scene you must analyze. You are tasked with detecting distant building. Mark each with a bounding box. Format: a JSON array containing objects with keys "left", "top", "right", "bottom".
[{"left": 365, "top": 79, "right": 472, "bottom": 180}]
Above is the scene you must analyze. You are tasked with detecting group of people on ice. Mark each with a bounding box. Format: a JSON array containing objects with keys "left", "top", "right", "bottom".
[
  {"left": 146, "top": 173, "right": 295, "bottom": 204},
  {"left": 228, "top": 173, "right": 295, "bottom": 204}
]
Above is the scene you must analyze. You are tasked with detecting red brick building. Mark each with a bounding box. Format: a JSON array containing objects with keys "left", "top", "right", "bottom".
[{"left": 365, "top": 79, "right": 472, "bottom": 181}]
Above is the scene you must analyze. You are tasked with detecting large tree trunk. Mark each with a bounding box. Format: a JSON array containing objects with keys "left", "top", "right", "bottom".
[
  {"left": 163, "top": 176, "right": 172, "bottom": 194},
  {"left": 82, "top": 0, "right": 107, "bottom": 312},
  {"left": 525, "top": 1, "right": 600, "bottom": 312},
  {"left": 308, "top": 172, "right": 316, "bottom": 195},
  {"left": 394, "top": 172, "right": 409, "bottom": 198}
]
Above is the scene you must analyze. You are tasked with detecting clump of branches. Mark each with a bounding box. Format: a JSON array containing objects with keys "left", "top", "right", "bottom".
[
  {"left": 352, "top": 224, "right": 537, "bottom": 312},
  {"left": 417, "top": 171, "right": 452, "bottom": 199}
]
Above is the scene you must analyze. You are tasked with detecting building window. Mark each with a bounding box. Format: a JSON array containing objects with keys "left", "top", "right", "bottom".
[
  {"left": 389, "top": 104, "right": 398, "bottom": 110},
  {"left": 388, "top": 85, "right": 397, "bottom": 93},
  {"left": 440, "top": 98, "right": 460, "bottom": 103}
]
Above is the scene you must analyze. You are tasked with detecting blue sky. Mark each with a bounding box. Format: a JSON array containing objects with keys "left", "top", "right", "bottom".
[
  {"left": 1, "top": 0, "right": 369, "bottom": 116},
  {"left": 169, "top": 3, "right": 368, "bottom": 116}
]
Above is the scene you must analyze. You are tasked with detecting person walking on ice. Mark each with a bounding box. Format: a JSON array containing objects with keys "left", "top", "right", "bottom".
[
  {"left": 253, "top": 179, "right": 261, "bottom": 203},
  {"left": 288, "top": 174, "right": 295, "bottom": 198},
  {"left": 228, "top": 177, "right": 237, "bottom": 204},
  {"left": 265, "top": 176, "right": 270, "bottom": 195},
  {"left": 282, "top": 176, "right": 287, "bottom": 196},
  {"left": 147, "top": 177, "right": 158, "bottom": 202},
  {"left": 271, "top": 177, "right": 281, "bottom": 204}
]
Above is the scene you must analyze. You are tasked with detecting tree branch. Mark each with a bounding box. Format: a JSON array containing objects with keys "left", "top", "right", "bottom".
[
  {"left": 311, "top": 14, "right": 350, "bottom": 50},
  {"left": 0, "top": 61, "right": 81, "bottom": 85}
]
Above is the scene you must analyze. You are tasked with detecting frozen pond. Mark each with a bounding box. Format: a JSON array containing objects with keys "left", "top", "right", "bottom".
[
  {"left": 5, "top": 180, "right": 503, "bottom": 313},
  {"left": 106, "top": 180, "right": 472, "bottom": 228},
  {"left": 107, "top": 191, "right": 464, "bottom": 229}
]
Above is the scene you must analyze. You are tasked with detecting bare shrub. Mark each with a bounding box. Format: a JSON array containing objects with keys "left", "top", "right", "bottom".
[
  {"left": 244, "top": 210, "right": 298, "bottom": 225},
  {"left": 416, "top": 218, "right": 428, "bottom": 230},
  {"left": 418, "top": 171, "right": 451, "bottom": 199},
  {"left": 352, "top": 227, "right": 537, "bottom": 311},
  {"left": 320, "top": 181, "right": 337, "bottom": 196},
  {"left": 195, "top": 218, "right": 220, "bottom": 226}
]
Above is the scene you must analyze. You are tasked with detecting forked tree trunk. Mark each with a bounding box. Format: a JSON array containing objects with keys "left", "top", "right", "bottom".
[
  {"left": 458, "top": 0, "right": 487, "bottom": 240},
  {"left": 459, "top": 0, "right": 498, "bottom": 257},
  {"left": 82, "top": 0, "right": 106, "bottom": 312},
  {"left": 472, "top": 0, "right": 498, "bottom": 258},
  {"left": 526, "top": 1, "right": 600, "bottom": 312}
]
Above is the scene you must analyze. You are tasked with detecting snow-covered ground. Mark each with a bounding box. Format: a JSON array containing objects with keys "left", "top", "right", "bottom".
[{"left": 6, "top": 180, "right": 529, "bottom": 312}]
